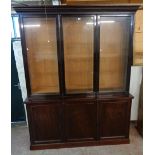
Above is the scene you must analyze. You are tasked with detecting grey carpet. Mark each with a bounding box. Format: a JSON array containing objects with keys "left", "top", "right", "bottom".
[{"left": 11, "top": 124, "right": 142, "bottom": 155}]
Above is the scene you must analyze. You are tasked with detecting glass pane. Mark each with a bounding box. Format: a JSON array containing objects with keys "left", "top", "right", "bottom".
[
  {"left": 23, "top": 17, "right": 59, "bottom": 94},
  {"left": 99, "top": 16, "right": 130, "bottom": 91},
  {"left": 14, "top": 16, "right": 20, "bottom": 38},
  {"left": 11, "top": 17, "right": 15, "bottom": 38},
  {"left": 62, "top": 17, "right": 94, "bottom": 93}
]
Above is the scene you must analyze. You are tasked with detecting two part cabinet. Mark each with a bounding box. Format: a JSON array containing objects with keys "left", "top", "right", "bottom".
[{"left": 14, "top": 6, "right": 138, "bottom": 150}]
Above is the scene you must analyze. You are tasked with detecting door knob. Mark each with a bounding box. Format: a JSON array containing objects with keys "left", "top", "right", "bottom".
[{"left": 14, "top": 82, "right": 21, "bottom": 90}]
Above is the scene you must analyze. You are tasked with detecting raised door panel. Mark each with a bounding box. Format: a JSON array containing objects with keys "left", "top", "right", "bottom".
[
  {"left": 64, "top": 101, "right": 96, "bottom": 141},
  {"left": 99, "top": 101, "right": 131, "bottom": 138},
  {"left": 27, "top": 103, "right": 62, "bottom": 143}
]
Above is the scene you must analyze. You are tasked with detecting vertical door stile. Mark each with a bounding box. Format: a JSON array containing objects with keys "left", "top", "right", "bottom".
[
  {"left": 94, "top": 15, "right": 100, "bottom": 140},
  {"left": 56, "top": 14, "right": 66, "bottom": 142},
  {"left": 93, "top": 15, "right": 100, "bottom": 94},
  {"left": 57, "top": 14, "right": 66, "bottom": 96},
  {"left": 126, "top": 14, "right": 134, "bottom": 91}
]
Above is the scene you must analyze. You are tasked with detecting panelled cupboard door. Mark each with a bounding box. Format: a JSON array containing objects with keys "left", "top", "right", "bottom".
[
  {"left": 64, "top": 101, "right": 96, "bottom": 141},
  {"left": 99, "top": 101, "right": 131, "bottom": 138},
  {"left": 62, "top": 16, "right": 94, "bottom": 94},
  {"left": 99, "top": 16, "right": 131, "bottom": 92},
  {"left": 27, "top": 103, "right": 62, "bottom": 143},
  {"left": 23, "top": 17, "right": 59, "bottom": 94}
]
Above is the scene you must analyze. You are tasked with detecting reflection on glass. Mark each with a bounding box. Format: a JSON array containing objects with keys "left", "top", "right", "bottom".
[
  {"left": 99, "top": 16, "right": 130, "bottom": 91},
  {"left": 11, "top": 16, "right": 20, "bottom": 38},
  {"left": 11, "top": 17, "right": 15, "bottom": 38},
  {"left": 14, "top": 16, "right": 20, "bottom": 38},
  {"left": 23, "top": 18, "right": 59, "bottom": 94},
  {"left": 63, "top": 17, "right": 94, "bottom": 93}
]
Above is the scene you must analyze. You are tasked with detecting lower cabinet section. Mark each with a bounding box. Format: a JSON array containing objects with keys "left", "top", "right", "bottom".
[{"left": 26, "top": 95, "right": 133, "bottom": 150}]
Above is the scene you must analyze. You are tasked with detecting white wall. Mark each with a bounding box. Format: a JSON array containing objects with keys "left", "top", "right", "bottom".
[{"left": 129, "top": 66, "right": 143, "bottom": 120}]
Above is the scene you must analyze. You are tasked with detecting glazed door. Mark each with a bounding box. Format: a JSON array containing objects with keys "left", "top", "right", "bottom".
[
  {"left": 62, "top": 16, "right": 95, "bottom": 94},
  {"left": 23, "top": 17, "right": 60, "bottom": 94},
  {"left": 99, "top": 16, "right": 131, "bottom": 92},
  {"left": 64, "top": 100, "right": 97, "bottom": 141}
]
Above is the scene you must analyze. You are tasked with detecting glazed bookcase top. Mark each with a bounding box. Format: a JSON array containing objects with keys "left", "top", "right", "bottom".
[{"left": 15, "top": 5, "right": 139, "bottom": 98}]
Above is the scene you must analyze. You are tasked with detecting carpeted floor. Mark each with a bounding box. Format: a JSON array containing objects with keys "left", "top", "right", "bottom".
[{"left": 11, "top": 123, "right": 142, "bottom": 155}]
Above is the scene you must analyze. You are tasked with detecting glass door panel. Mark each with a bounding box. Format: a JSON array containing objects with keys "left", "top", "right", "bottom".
[
  {"left": 62, "top": 16, "right": 94, "bottom": 93},
  {"left": 99, "top": 16, "right": 130, "bottom": 91},
  {"left": 23, "top": 17, "right": 59, "bottom": 94}
]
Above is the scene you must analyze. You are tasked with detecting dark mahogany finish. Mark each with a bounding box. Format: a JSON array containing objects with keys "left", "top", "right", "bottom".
[
  {"left": 27, "top": 102, "right": 63, "bottom": 144},
  {"left": 14, "top": 5, "right": 139, "bottom": 150},
  {"left": 25, "top": 94, "right": 133, "bottom": 150},
  {"left": 64, "top": 100, "right": 97, "bottom": 141},
  {"left": 99, "top": 100, "right": 131, "bottom": 138}
]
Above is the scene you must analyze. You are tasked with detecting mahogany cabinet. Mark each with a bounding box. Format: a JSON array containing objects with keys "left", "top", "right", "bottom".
[{"left": 14, "top": 5, "right": 139, "bottom": 150}]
